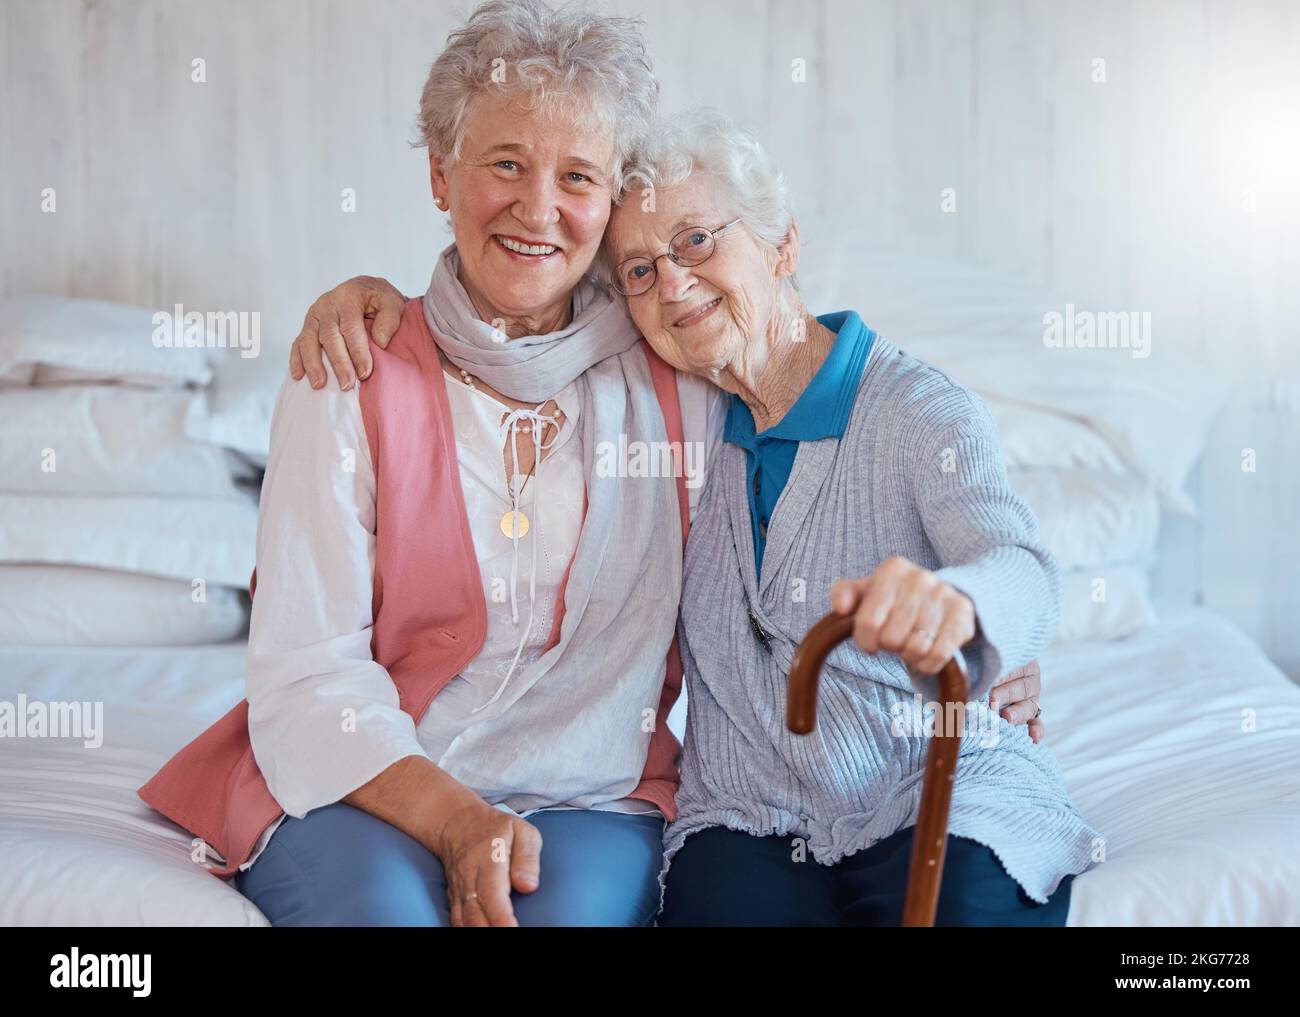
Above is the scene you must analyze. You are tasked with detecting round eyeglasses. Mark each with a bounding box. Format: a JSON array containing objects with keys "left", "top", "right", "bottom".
[{"left": 612, "top": 218, "right": 744, "bottom": 297}]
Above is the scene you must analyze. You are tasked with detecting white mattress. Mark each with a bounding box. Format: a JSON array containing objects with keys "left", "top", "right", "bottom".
[
  {"left": 0, "top": 640, "right": 269, "bottom": 926},
  {"left": 1, "top": 606, "right": 1297, "bottom": 926},
  {"left": 1041, "top": 606, "right": 1300, "bottom": 925}
]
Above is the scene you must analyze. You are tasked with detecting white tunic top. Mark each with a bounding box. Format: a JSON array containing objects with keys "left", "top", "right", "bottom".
[
  {"left": 426, "top": 373, "right": 586, "bottom": 741},
  {"left": 237, "top": 354, "right": 725, "bottom": 872}
]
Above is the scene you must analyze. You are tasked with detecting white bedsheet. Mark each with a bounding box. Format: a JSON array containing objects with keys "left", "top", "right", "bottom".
[
  {"left": 0, "top": 641, "right": 268, "bottom": 926},
  {"left": 1, "top": 607, "right": 1297, "bottom": 926},
  {"left": 1041, "top": 607, "right": 1300, "bottom": 925}
]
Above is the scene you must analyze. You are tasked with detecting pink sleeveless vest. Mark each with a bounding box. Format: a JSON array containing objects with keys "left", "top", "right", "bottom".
[{"left": 137, "top": 297, "right": 690, "bottom": 878}]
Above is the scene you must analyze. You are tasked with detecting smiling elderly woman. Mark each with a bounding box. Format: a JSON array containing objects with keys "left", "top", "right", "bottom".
[
  {"left": 598, "top": 108, "right": 1104, "bottom": 927},
  {"left": 139, "top": 0, "right": 701, "bottom": 928}
]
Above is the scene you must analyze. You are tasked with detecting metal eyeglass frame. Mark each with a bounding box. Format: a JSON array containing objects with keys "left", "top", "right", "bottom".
[{"left": 611, "top": 218, "right": 744, "bottom": 297}]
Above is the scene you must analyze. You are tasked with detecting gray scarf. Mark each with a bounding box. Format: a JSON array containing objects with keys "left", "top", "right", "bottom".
[{"left": 421, "top": 244, "right": 683, "bottom": 722}]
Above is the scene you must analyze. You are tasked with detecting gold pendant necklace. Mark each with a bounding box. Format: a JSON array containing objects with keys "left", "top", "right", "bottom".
[
  {"left": 500, "top": 454, "right": 534, "bottom": 540},
  {"left": 501, "top": 507, "right": 530, "bottom": 539},
  {"left": 452, "top": 362, "right": 561, "bottom": 542}
]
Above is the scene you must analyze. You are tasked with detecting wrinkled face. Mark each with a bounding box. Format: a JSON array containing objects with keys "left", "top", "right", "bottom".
[
  {"left": 606, "top": 174, "right": 788, "bottom": 379},
  {"left": 432, "top": 92, "right": 616, "bottom": 323}
]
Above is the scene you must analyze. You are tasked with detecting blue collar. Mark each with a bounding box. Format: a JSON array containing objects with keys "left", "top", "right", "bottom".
[{"left": 724, "top": 310, "right": 874, "bottom": 445}]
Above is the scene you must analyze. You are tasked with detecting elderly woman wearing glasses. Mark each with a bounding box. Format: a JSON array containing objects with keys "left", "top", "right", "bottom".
[{"left": 601, "top": 108, "right": 1100, "bottom": 926}]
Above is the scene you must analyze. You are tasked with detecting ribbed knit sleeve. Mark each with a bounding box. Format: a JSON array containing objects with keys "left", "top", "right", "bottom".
[{"left": 908, "top": 384, "right": 1062, "bottom": 699}]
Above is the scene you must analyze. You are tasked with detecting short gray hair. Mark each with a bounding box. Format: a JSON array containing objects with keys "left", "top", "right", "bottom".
[
  {"left": 600, "top": 107, "right": 800, "bottom": 296},
  {"left": 416, "top": 0, "right": 658, "bottom": 188}
]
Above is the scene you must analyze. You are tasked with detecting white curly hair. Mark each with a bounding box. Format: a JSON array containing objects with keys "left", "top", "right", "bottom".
[
  {"left": 599, "top": 106, "right": 801, "bottom": 302},
  {"left": 415, "top": 0, "right": 659, "bottom": 191}
]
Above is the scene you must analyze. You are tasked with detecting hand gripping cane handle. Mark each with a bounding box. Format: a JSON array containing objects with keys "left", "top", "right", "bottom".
[{"left": 787, "top": 611, "right": 970, "bottom": 927}]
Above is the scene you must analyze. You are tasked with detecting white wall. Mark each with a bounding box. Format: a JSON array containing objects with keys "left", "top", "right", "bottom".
[{"left": 2, "top": 0, "right": 1298, "bottom": 673}]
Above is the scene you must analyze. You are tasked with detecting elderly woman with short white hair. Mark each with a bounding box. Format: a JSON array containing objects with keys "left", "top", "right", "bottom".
[
  {"left": 142, "top": 0, "right": 690, "bottom": 928},
  {"left": 599, "top": 107, "right": 1102, "bottom": 925}
]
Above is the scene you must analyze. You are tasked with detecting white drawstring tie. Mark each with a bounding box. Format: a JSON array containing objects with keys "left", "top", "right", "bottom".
[{"left": 471, "top": 404, "right": 562, "bottom": 715}]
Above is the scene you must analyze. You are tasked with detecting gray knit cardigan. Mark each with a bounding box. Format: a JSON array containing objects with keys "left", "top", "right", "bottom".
[{"left": 661, "top": 330, "right": 1103, "bottom": 908}]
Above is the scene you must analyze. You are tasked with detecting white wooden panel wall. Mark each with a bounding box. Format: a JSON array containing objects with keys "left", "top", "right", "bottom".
[{"left": 2, "top": 0, "right": 1298, "bottom": 674}]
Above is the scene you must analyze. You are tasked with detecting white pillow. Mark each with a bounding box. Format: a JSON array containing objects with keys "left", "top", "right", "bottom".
[
  {"left": 0, "top": 491, "right": 257, "bottom": 587},
  {"left": 0, "top": 564, "right": 248, "bottom": 646},
  {"left": 0, "top": 296, "right": 214, "bottom": 389},
  {"left": 1009, "top": 468, "right": 1160, "bottom": 571},
  {"left": 1055, "top": 565, "right": 1158, "bottom": 643},
  {"left": 183, "top": 355, "right": 285, "bottom": 465},
  {"left": 0, "top": 385, "right": 241, "bottom": 497},
  {"left": 796, "top": 245, "right": 1226, "bottom": 513},
  {"left": 952, "top": 346, "right": 1224, "bottom": 516},
  {"left": 988, "top": 402, "right": 1125, "bottom": 474}
]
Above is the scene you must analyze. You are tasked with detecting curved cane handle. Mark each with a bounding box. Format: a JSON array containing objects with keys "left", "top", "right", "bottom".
[{"left": 787, "top": 610, "right": 970, "bottom": 927}]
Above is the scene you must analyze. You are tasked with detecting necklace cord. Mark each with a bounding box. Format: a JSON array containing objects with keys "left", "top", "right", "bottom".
[
  {"left": 472, "top": 402, "right": 560, "bottom": 715},
  {"left": 448, "top": 355, "right": 569, "bottom": 717}
]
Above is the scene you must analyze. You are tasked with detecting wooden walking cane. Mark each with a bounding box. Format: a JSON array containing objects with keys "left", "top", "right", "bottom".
[{"left": 787, "top": 612, "right": 970, "bottom": 927}]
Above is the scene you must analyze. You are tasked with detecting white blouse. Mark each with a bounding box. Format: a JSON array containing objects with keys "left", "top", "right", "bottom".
[
  {"left": 428, "top": 372, "right": 586, "bottom": 733},
  {"left": 236, "top": 354, "right": 726, "bottom": 872}
]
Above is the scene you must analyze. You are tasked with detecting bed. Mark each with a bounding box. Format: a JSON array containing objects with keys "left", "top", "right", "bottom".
[
  {"left": 2, "top": 275, "right": 1295, "bottom": 926},
  {"left": 2, "top": 602, "right": 1298, "bottom": 926}
]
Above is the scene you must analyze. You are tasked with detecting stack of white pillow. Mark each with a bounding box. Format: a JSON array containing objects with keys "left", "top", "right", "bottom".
[
  {"left": 0, "top": 296, "right": 262, "bottom": 646},
  {"left": 798, "top": 244, "right": 1226, "bottom": 644}
]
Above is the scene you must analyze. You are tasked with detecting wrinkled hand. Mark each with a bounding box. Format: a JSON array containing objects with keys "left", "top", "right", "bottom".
[
  {"left": 989, "top": 660, "right": 1045, "bottom": 743},
  {"left": 829, "top": 556, "right": 976, "bottom": 675},
  {"left": 289, "top": 275, "right": 407, "bottom": 390},
  {"left": 431, "top": 801, "right": 542, "bottom": 928}
]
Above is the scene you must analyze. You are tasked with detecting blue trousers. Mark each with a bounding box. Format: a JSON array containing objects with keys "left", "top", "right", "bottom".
[
  {"left": 235, "top": 802, "right": 665, "bottom": 926},
  {"left": 659, "top": 824, "right": 1074, "bottom": 926}
]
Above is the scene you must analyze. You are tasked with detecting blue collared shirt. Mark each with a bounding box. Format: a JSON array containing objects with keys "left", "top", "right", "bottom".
[{"left": 723, "top": 310, "right": 875, "bottom": 572}]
